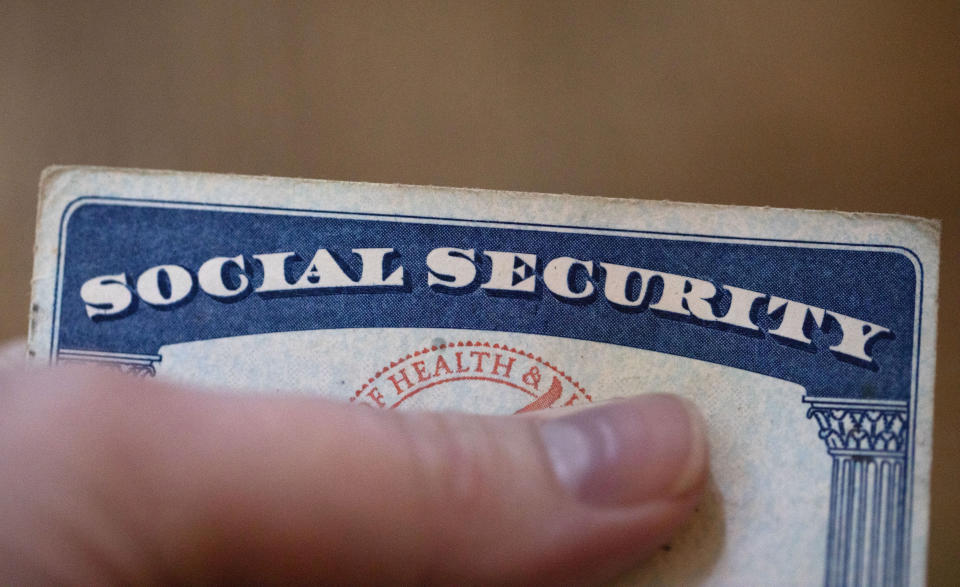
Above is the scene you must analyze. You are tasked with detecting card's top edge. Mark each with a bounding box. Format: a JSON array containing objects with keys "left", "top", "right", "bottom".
[{"left": 38, "top": 164, "right": 943, "bottom": 237}]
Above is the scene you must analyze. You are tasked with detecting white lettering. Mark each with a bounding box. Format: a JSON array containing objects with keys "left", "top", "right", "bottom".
[
  {"left": 600, "top": 263, "right": 657, "bottom": 308},
  {"left": 826, "top": 311, "right": 891, "bottom": 363},
  {"left": 482, "top": 251, "right": 537, "bottom": 293},
  {"left": 253, "top": 251, "right": 297, "bottom": 292},
  {"left": 78, "top": 245, "right": 896, "bottom": 369},
  {"left": 353, "top": 248, "right": 405, "bottom": 287},
  {"left": 80, "top": 273, "right": 133, "bottom": 319},
  {"left": 292, "top": 249, "right": 355, "bottom": 289},
  {"left": 198, "top": 255, "right": 250, "bottom": 300},
  {"left": 717, "top": 285, "right": 765, "bottom": 330},
  {"left": 649, "top": 273, "right": 718, "bottom": 321},
  {"left": 543, "top": 257, "right": 595, "bottom": 300},
  {"left": 136, "top": 265, "right": 194, "bottom": 307},
  {"left": 426, "top": 248, "right": 477, "bottom": 289},
  {"left": 767, "top": 296, "right": 825, "bottom": 344}
]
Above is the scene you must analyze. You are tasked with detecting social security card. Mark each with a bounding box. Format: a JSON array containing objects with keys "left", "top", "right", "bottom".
[{"left": 27, "top": 166, "right": 940, "bottom": 586}]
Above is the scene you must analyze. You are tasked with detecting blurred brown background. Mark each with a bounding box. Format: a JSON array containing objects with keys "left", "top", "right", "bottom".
[{"left": 1, "top": 2, "right": 956, "bottom": 582}]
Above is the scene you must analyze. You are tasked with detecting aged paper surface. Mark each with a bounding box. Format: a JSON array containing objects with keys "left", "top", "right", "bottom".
[{"left": 28, "top": 166, "right": 940, "bottom": 586}]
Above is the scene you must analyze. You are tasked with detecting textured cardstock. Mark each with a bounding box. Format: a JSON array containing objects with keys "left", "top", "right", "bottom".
[{"left": 28, "top": 166, "right": 940, "bottom": 585}]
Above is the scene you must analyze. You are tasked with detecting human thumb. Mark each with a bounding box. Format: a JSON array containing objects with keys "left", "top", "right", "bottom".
[{"left": 0, "top": 367, "right": 707, "bottom": 585}]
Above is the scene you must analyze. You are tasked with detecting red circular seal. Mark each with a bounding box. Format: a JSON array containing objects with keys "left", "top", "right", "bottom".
[{"left": 351, "top": 340, "right": 592, "bottom": 414}]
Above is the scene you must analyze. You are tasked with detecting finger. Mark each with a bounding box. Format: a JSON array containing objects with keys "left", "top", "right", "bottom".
[
  {"left": 0, "top": 367, "right": 708, "bottom": 585},
  {"left": 0, "top": 338, "right": 26, "bottom": 371}
]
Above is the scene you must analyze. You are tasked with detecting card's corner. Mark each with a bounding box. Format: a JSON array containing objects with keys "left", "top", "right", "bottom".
[
  {"left": 36, "top": 165, "right": 94, "bottom": 213},
  {"left": 893, "top": 212, "right": 942, "bottom": 243},
  {"left": 38, "top": 164, "right": 87, "bottom": 195},
  {"left": 919, "top": 216, "right": 942, "bottom": 246},
  {"left": 35, "top": 164, "right": 137, "bottom": 232},
  {"left": 39, "top": 163, "right": 78, "bottom": 183},
  {"left": 868, "top": 212, "right": 942, "bottom": 271}
]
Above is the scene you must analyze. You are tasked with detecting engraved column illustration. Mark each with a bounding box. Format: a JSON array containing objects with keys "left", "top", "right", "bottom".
[{"left": 805, "top": 397, "right": 909, "bottom": 587}]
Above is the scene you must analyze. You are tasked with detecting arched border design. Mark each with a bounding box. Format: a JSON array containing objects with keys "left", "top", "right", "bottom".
[{"left": 50, "top": 196, "right": 926, "bottom": 585}]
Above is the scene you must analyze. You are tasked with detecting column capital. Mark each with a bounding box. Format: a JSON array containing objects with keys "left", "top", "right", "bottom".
[{"left": 803, "top": 397, "right": 908, "bottom": 457}]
